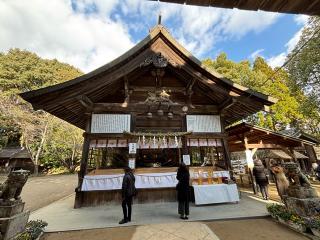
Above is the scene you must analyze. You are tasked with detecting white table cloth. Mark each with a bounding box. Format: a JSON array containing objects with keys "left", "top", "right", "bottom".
[
  {"left": 81, "top": 170, "right": 232, "bottom": 192},
  {"left": 81, "top": 172, "right": 178, "bottom": 191},
  {"left": 193, "top": 184, "right": 239, "bottom": 205}
]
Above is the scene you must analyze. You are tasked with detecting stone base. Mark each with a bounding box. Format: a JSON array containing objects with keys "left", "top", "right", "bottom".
[
  {"left": 0, "top": 211, "right": 29, "bottom": 240},
  {"left": 286, "top": 186, "right": 318, "bottom": 198},
  {"left": 0, "top": 202, "right": 25, "bottom": 218},
  {"left": 284, "top": 197, "right": 320, "bottom": 217}
]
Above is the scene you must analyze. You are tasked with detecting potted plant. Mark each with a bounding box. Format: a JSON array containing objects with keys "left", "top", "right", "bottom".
[
  {"left": 308, "top": 218, "right": 320, "bottom": 237},
  {"left": 266, "top": 203, "right": 285, "bottom": 220},
  {"left": 16, "top": 220, "right": 48, "bottom": 240},
  {"left": 277, "top": 209, "right": 292, "bottom": 224},
  {"left": 287, "top": 214, "right": 306, "bottom": 232}
]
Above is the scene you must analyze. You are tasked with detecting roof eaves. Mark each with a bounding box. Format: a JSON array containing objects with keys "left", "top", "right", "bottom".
[
  {"left": 159, "top": 26, "right": 277, "bottom": 106},
  {"left": 20, "top": 26, "right": 163, "bottom": 101}
]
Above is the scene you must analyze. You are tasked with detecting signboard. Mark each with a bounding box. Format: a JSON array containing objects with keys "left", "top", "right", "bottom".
[
  {"left": 186, "top": 115, "right": 221, "bottom": 133},
  {"left": 183, "top": 155, "right": 191, "bottom": 165},
  {"left": 129, "top": 143, "right": 137, "bottom": 154},
  {"left": 91, "top": 114, "right": 131, "bottom": 133},
  {"left": 129, "top": 158, "right": 135, "bottom": 169}
]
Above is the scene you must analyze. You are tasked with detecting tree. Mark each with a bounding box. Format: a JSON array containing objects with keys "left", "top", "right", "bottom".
[
  {"left": 203, "top": 54, "right": 302, "bottom": 131},
  {"left": 286, "top": 16, "right": 320, "bottom": 137},
  {"left": 0, "top": 49, "right": 83, "bottom": 174}
]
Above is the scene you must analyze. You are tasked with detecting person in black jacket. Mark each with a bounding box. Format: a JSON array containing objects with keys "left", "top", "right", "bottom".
[
  {"left": 316, "top": 161, "right": 320, "bottom": 181},
  {"left": 253, "top": 159, "right": 269, "bottom": 200},
  {"left": 119, "top": 167, "right": 136, "bottom": 224},
  {"left": 176, "top": 163, "right": 190, "bottom": 220}
]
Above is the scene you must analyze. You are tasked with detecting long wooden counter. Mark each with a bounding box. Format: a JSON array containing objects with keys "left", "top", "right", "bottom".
[{"left": 80, "top": 166, "right": 228, "bottom": 207}]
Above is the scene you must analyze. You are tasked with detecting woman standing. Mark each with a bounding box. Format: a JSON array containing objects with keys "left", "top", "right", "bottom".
[
  {"left": 176, "top": 163, "right": 190, "bottom": 220},
  {"left": 253, "top": 159, "right": 269, "bottom": 200},
  {"left": 119, "top": 167, "right": 136, "bottom": 224}
]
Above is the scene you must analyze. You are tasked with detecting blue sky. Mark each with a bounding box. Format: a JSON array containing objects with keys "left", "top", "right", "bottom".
[{"left": 0, "top": 0, "right": 308, "bottom": 73}]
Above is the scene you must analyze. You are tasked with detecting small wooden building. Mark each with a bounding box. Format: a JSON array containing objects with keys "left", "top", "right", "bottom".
[
  {"left": 227, "top": 123, "right": 317, "bottom": 172},
  {"left": 0, "top": 147, "right": 34, "bottom": 173},
  {"left": 20, "top": 25, "right": 276, "bottom": 208}
]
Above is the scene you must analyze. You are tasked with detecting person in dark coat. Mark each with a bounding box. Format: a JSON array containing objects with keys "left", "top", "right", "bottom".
[
  {"left": 253, "top": 159, "right": 269, "bottom": 200},
  {"left": 316, "top": 161, "right": 320, "bottom": 181},
  {"left": 176, "top": 162, "right": 190, "bottom": 220},
  {"left": 119, "top": 167, "right": 136, "bottom": 224}
]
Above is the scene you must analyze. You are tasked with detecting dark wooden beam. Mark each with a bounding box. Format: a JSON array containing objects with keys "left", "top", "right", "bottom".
[
  {"left": 219, "top": 97, "right": 236, "bottom": 112},
  {"left": 92, "top": 102, "right": 219, "bottom": 114},
  {"left": 245, "top": 143, "right": 291, "bottom": 149},
  {"left": 130, "top": 86, "right": 186, "bottom": 93},
  {"left": 76, "top": 95, "right": 94, "bottom": 110}
]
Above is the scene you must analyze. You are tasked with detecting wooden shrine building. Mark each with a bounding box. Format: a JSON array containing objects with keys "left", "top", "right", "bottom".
[
  {"left": 20, "top": 25, "right": 276, "bottom": 208},
  {"left": 227, "top": 123, "right": 318, "bottom": 172}
]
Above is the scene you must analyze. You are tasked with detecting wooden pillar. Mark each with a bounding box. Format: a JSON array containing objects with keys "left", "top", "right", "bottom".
[
  {"left": 290, "top": 147, "right": 306, "bottom": 171},
  {"left": 181, "top": 115, "right": 188, "bottom": 155},
  {"left": 220, "top": 114, "right": 231, "bottom": 170},
  {"left": 74, "top": 113, "right": 91, "bottom": 208},
  {"left": 222, "top": 137, "right": 232, "bottom": 170},
  {"left": 305, "top": 144, "right": 317, "bottom": 171}
]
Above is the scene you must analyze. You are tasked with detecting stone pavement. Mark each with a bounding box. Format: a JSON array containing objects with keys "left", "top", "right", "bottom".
[
  {"left": 130, "top": 222, "right": 219, "bottom": 240},
  {"left": 30, "top": 192, "right": 272, "bottom": 232}
]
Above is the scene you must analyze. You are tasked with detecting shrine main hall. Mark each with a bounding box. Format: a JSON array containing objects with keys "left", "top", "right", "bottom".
[{"left": 21, "top": 24, "right": 276, "bottom": 208}]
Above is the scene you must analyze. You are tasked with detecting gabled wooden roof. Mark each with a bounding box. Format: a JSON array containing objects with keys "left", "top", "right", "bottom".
[
  {"left": 20, "top": 25, "right": 276, "bottom": 130},
  {"left": 152, "top": 0, "right": 320, "bottom": 15},
  {"left": 227, "top": 122, "right": 315, "bottom": 152},
  {"left": 0, "top": 147, "right": 31, "bottom": 160}
]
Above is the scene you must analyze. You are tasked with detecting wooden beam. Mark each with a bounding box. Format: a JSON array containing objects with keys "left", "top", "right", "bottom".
[
  {"left": 130, "top": 86, "right": 186, "bottom": 93},
  {"left": 245, "top": 143, "right": 287, "bottom": 149},
  {"left": 76, "top": 95, "right": 94, "bottom": 110},
  {"left": 122, "top": 76, "right": 130, "bottom": 107},
  {"left": 92, "top": 102, "right": 219, "bottom": 114},
  {"left": 219, "top": 97, "right": 236, "bottom": 112}
]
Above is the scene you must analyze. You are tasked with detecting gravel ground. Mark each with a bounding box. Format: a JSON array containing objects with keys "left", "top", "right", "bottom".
[{"left": 10, "top": 174, "right": 78, "bottom": 212}]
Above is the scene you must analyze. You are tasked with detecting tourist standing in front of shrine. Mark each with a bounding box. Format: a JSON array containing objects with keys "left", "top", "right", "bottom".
[
  {"left": 253, "top": 159, "right": 270, "bottom": 200},
  {"left": 316, "top": 161, "right": 320, "bottom": 181},
  {"left": 176, "top": 162, "right": 190, "bottom": 220},
  {"left": 119, "top": 167, "right": 136, "bottom": 224}
]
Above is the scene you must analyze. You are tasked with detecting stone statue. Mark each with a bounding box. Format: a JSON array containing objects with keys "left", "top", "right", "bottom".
[
  {"left": 281, "top": 162, "right": 319, "bottom": 217},
  {"left": 282, "top": 162, "right": 311, "bottom": 187},
  {"left": 270, "top": 165, "right": 289, "bottom": 199},
  {"left": 0, "top": 170, "right": 29, "bottom": 204}
]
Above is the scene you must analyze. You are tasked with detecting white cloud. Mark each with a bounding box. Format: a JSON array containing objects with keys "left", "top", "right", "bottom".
[
  {"left": 119, "top": 2, "right": 281, "bottom": 58},
  {"left": 267, "top": 53, "right": 287, "bottom": 68},
  {"left": 249, "top": 49, "right": 264, "bottom": 60},
  {"left": 267, "top": 15, "right": 307, "bottom": 68},
  {"left": 286, "top": 28, "right": 303, "bottom": 53},
  {"left": 294, "top": 15, "right": 309, "bottom": 26},
  {"left": 0, "top": 0, "right": 134, "bottom": 73},
  {"left": 0, "top": 0, "right": 283, "bottom": 72},
  {"left": 220, "top": 10, "right": 279, "bottom": 38}
]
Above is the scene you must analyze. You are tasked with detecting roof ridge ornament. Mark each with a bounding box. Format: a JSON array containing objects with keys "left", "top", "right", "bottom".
[{"left": 140, "top": 53, "right": 179, "bottom": 68}]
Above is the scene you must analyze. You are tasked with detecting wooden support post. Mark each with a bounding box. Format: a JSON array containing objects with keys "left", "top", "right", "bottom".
[
  {"left": 181, "top": 116, "right": 188, "bottom": 155},
  {"left": 74, "top": 113, "right": 91, "bottom": 208},
  {"left": 222, "top": 137, "right": 232, "bottom": 170},
  {"left": 305, "top": 144, "right": 317, "bottom": 171},
  {"left": 220, "top": 115, "right": 232, "bottom": 170}
]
